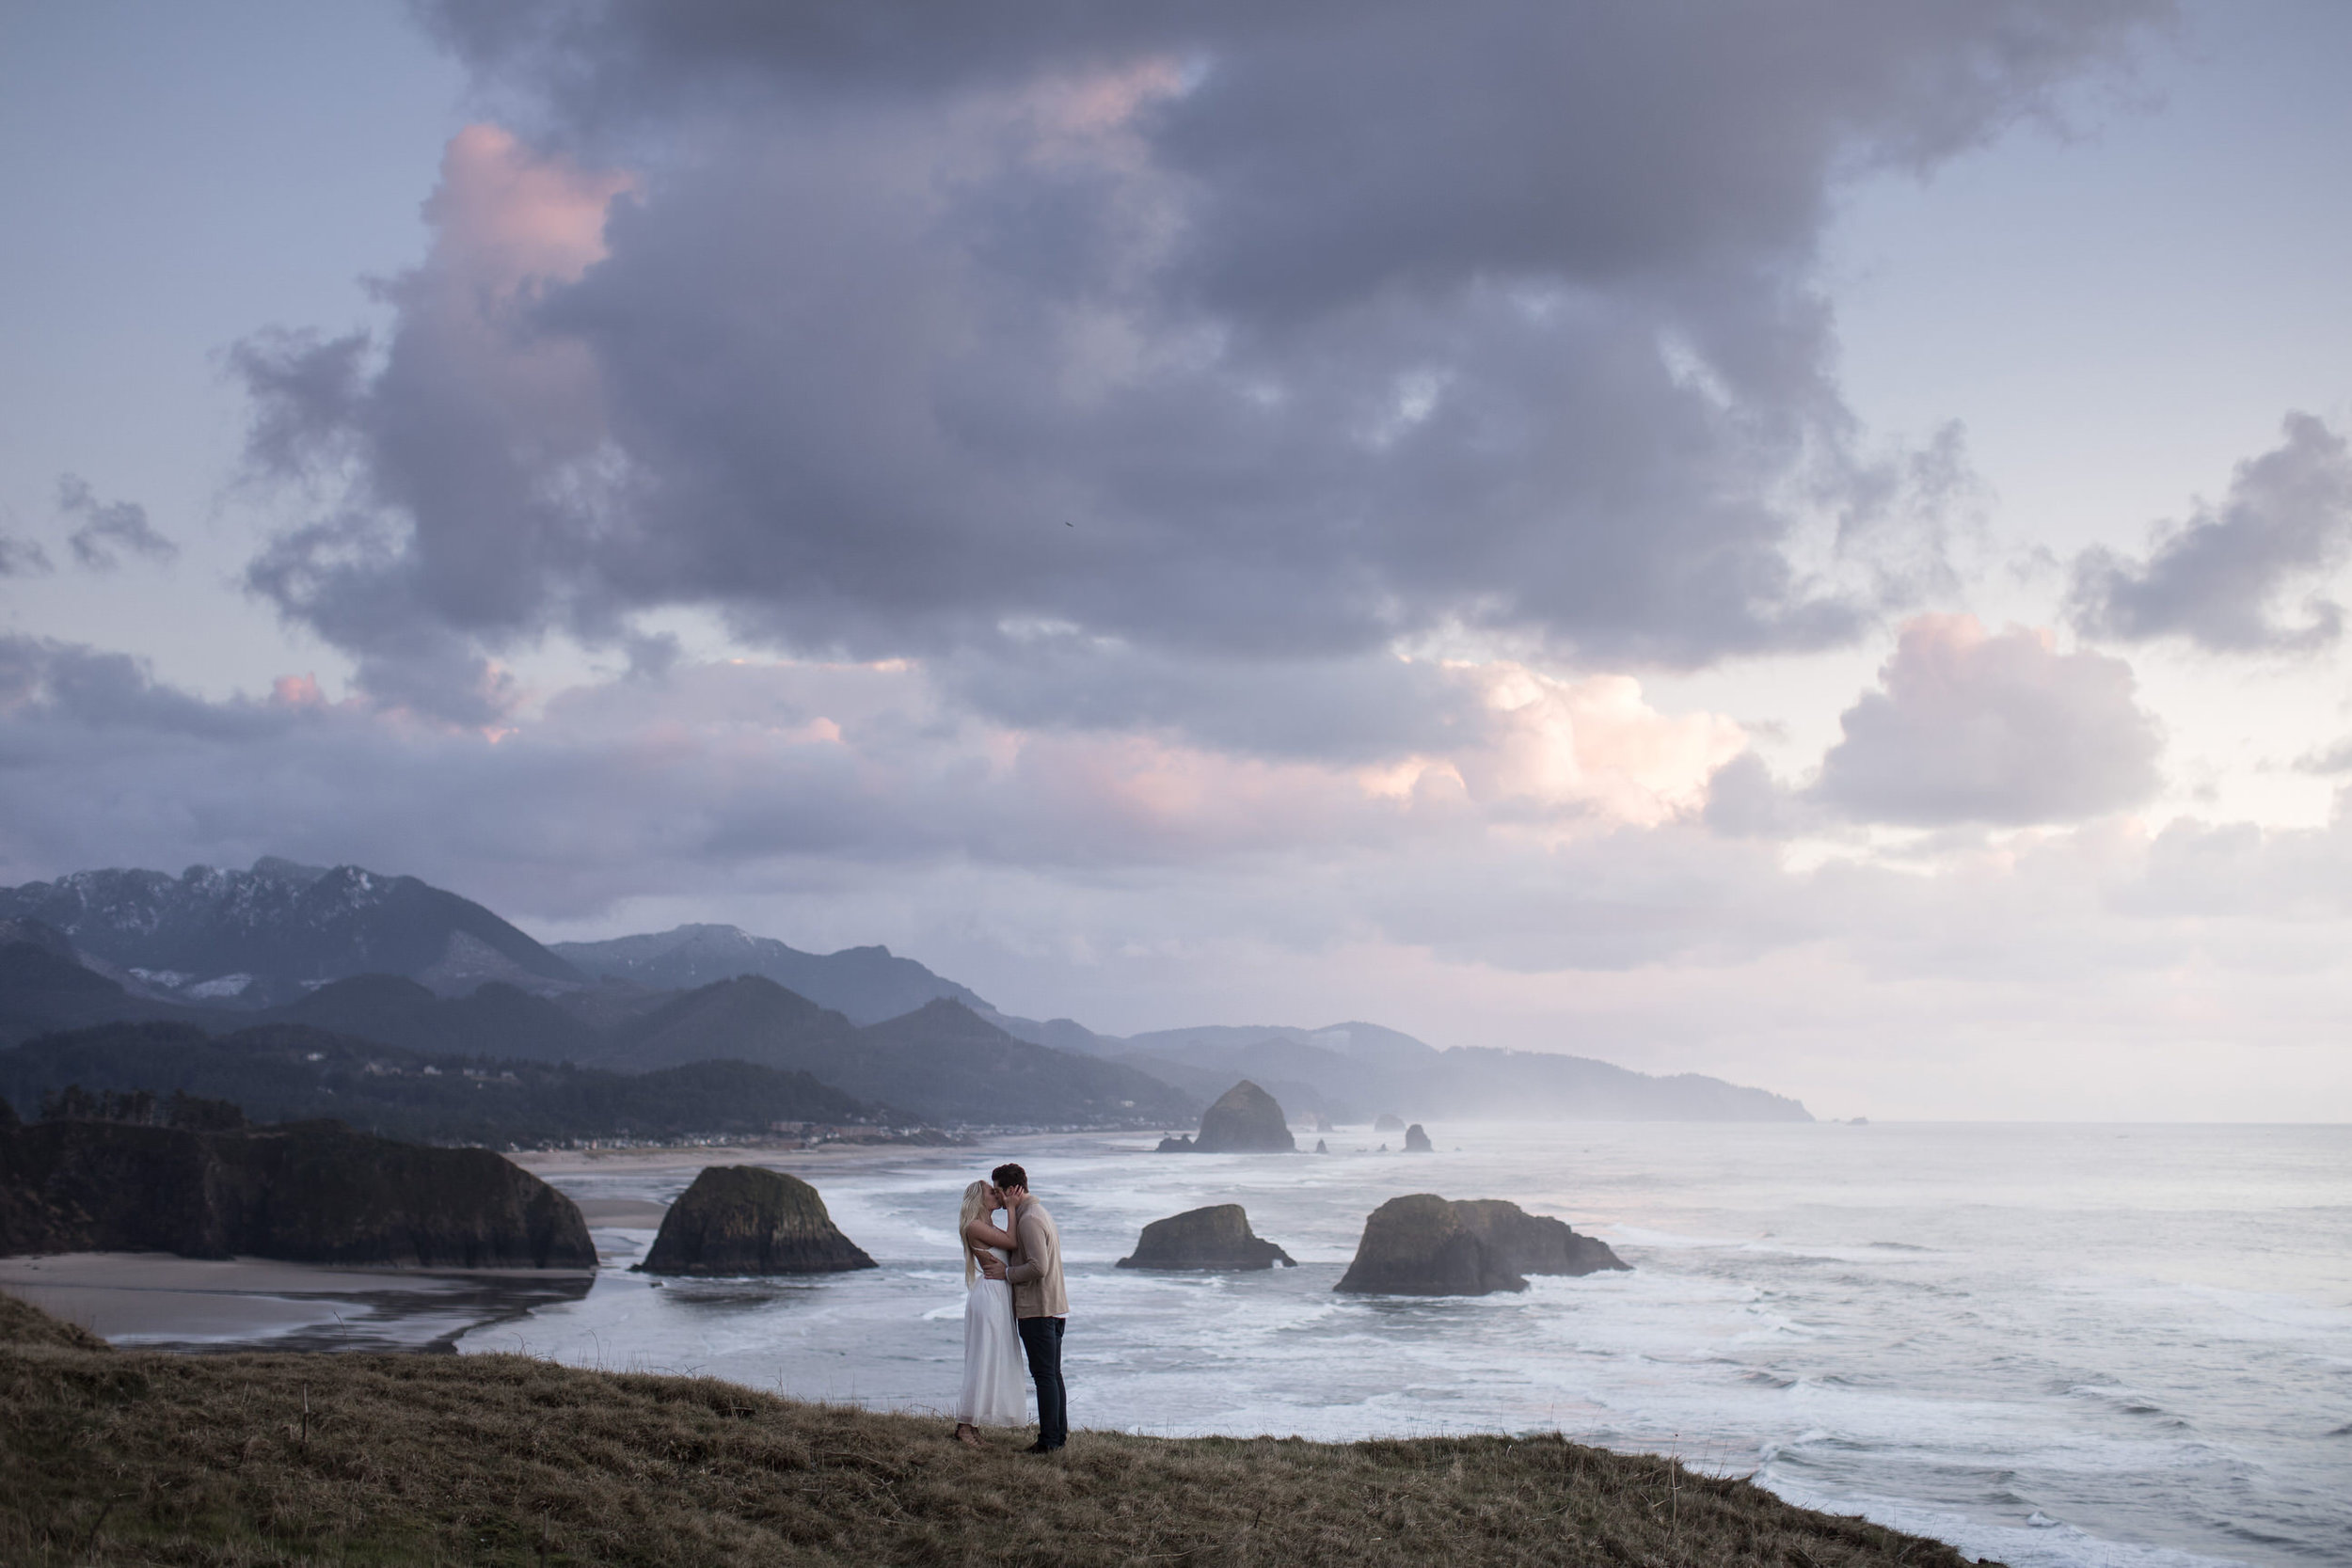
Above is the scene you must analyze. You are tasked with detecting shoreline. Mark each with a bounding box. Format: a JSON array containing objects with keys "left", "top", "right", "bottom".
[
  {"left": 507, "top": 1126, "right": 1143, "bottom": 1180},
  {"left": 0, "top": 1253, "right": 593, "bottom": 1353}
]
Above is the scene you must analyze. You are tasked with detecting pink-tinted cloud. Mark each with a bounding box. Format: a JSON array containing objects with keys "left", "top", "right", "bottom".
[
  {"left": 424, "top": 124, "right": 636, "bottom": 293},
  {"left": 1816, "top": 614, "right": 2163, "bottom": 826}
]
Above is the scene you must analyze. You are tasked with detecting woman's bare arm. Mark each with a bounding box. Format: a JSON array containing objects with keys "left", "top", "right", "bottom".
[{"left": 964, "top": 1215, "right": 1019, "bottom": 1251}]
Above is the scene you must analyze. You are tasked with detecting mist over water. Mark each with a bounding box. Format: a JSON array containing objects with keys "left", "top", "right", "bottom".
[{"left": 469, "top": 1124, "right": 2352, "bottom": 1568}]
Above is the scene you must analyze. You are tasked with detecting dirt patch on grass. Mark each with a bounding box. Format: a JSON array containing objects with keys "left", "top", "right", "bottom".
[{"left": 2, "top": 1291, "right": 1997, "bottom": 1566}]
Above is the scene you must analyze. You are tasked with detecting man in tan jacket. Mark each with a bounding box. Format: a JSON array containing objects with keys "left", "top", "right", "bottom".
[{"left": 992, "top": 1162, "right": 1067, "bottom": 1452}]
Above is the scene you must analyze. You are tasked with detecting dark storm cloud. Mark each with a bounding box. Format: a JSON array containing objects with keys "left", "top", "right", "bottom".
[
  {"left": 2069, "top": 413, "right": 2352, "bottom": 654},
  {"left": 237, "top": 0, "right": 2164, "bottom": 721},
  {"left": 1815, "top": 615, "right": 2161, "bottom": 826},
  {"left": 56, "top": 475, "right": 176, "bottom": 571}
]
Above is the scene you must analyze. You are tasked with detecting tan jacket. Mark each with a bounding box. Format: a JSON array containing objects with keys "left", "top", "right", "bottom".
[{"left": 1004, "top": 1198, "right": 1067, "bottom": 1319}]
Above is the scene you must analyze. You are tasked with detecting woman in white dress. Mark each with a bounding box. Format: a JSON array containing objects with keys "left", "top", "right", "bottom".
[{"left": 953, "top": 1179, "right": 1027, "bottom": 1446}]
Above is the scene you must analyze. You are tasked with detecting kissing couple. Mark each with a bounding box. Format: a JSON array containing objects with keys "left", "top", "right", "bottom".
[{"left": 952, "top": 1163, "right": 1068, "bottom": 1453}]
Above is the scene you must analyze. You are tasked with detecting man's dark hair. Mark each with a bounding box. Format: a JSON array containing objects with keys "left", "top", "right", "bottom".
[{"left": 991, "top": 1163, "right": 1028, "bottom": 1192}]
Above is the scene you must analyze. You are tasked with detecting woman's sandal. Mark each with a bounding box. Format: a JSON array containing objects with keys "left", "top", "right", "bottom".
[{"left": 953, "top": 1423, "right": 982, "bottom": 1448}]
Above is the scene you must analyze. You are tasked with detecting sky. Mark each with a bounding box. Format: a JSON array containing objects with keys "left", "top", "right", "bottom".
[{"left": 4, "top": 0, "right": 2351, "bottom": 1120}]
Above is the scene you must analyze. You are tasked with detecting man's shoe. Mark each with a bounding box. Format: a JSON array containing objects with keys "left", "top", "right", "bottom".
[{"left": 1022, "top": 1440, "right": 1062, "bottom": 1455}]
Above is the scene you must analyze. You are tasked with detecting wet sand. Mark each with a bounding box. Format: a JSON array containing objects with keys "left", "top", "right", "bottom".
[{"left": 0, "top": 1253, "right": 594, "bottom": 1354}]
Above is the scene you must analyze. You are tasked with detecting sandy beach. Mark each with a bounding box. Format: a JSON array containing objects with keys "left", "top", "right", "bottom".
[
  {"left": 509, "top": 1134, "right": 1026, "bottom": 1185},
  {"left": 0, "top": 1252, "right": 594, "bottom": 1353}
]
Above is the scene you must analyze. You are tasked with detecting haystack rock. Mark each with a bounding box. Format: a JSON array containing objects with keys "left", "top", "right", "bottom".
[
  {"left": 1335, "top": 1196, "right": 1627, "bottom": 1295},
  {"left": 1374, "top": 1113, "right": 1406, "bottom": 1132},
  {"left": 1190, "top": 1081, "right": 1296, "bottom": 1153},
  {"left": 636, "top": 1166, "right": 876, "bottom": 1276},
  {"left": 1116, "top": 1204, "right": 1296, "bottom": 1271},
  {"left": 1403, "top": 1123, "right": 1434, "bottom": 1152}
]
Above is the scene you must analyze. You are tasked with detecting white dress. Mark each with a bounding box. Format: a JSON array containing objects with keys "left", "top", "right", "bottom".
[{"left": 959, "top": 1244, "right": 1028, "bottom": 1425}]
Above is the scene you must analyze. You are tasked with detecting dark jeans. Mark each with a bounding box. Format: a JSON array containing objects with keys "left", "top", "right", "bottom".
[{"left": 1017, "top": 1315, "right": 1067, "bottom": 1448}]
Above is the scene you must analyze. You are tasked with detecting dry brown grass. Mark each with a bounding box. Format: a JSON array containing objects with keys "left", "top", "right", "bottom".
[
  {"left": 0, "top": 1290, "right": 112, "bottom": 1353},
  {"left": 1, "top": 1292, "right": 1998, "bottom": 1567}
]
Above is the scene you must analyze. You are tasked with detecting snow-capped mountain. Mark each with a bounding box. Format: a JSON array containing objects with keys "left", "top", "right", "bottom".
[{"left": 0, "top": 857, "right": 582, "bottom": 1006}]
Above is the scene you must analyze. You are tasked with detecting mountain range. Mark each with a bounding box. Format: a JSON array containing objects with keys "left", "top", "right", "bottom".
[
  {"left": 0, "top": 859, "right": 578, "bottom": 1006},
  {"left": 0, "top": 1020, "right": 885, "bottom": 1148},
  {"left": 0, "top": 857, "right": 1813, "bottom": 1129}
]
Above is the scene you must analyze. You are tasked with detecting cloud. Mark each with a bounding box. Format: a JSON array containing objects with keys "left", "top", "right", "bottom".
[
  {"left": 0, "top": 630, "right": 1738, "bottom": 909},
  {"left": 12, "top": 626, "right": 2352, "bottom": 1114},
  {"left": 2069, "top": 412, "right": 2352, "bottom": 653},
  {"left": 1703, "top": 752, "right": 1813, "bottom": 841},
  {"left": 57, "top": 475, "right": 176, "bottom": 571},
  {"left": 231, "top": 2, "right": 2163, "bottom": 718},
  {"left": 1814, "top": 614, "right": 2162, "bottom": 826},
  {"left": 0, "top": 535, "right": 53, "bottom": 577}
]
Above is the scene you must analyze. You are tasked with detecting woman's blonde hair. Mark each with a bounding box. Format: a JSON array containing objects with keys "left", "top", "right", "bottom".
[{"left": 959, "top": 1180, "right": 991, "bottom": 1286}]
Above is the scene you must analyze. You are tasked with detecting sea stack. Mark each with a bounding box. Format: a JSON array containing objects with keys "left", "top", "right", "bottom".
[
  {"left": 1335, "top": 1195, "right": 1627, "bottom": 1295},
  {"left": 1450, "top": 1199, "right": 1629, "bottom": 1276},
  {"left": 1403, "top": 1123, "right": 1434, "bottom": 1152},
  {"left": 636, "top": 1166, "right": 876, "bottom": 1276},
  {"left": 1189, "top": 1081, "right": 1297, "bottom": 1153},
  {"left": 1375, "top": 1113, "right": 1406, "bottom": 1132},
  {"left": 1116, "top": 1204, "right": 1296, "bottom": 1270}
]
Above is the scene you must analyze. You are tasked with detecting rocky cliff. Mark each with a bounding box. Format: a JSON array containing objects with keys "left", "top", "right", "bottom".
[
  {"left": 1188, "top": 1081, "right": 1296, "bottom": 1153},
  {"left": 1116, "top": 1204, "right": 1296, "bottom": 1271},
  {"left": 0, "top": 1104, "right": 595, "bottom": 1268},
  {"left": 1335, "top": 1195, "right": 1627, "bottom": 1295},
  {"left": 636, "top": 1165, "right": 876, "bottom": 1276}
]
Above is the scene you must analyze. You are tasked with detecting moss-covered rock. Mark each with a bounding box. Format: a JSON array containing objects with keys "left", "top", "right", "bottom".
[
  {"left": 0, "top": 1116, "right": 595, "bottom": 1268},
  {"left": 1116, "top": 1204, "right": 1296, "bottom": 1271},
  {"left": 1190, "top": 1081, "right": 1295, "bottom": 1153},
  {"left": 1335, "top": 1196, "right": 1629, "bottom": 1295},
  {"left": 636, "top": 1165, "right": 875, "bottom": 1276}
]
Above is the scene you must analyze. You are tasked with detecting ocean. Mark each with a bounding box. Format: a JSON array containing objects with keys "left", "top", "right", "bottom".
[{"left": 469, "top": 1123, "right": 2352, "bottom": 1567}]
